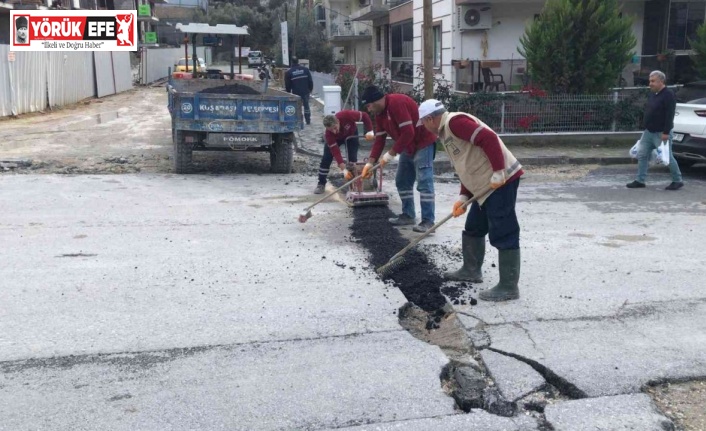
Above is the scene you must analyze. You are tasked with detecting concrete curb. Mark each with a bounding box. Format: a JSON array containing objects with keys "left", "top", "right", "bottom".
[
  {"left": 295, "top": 142, "right": 633, "bottom": 170},
  {"left": 432, "top": 156, "right": 632, "bottom": 174}
]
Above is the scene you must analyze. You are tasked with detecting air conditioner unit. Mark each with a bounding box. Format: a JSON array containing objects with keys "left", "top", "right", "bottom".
[{"left": 457, "top": 4, "right": 492, "bottom": 31}]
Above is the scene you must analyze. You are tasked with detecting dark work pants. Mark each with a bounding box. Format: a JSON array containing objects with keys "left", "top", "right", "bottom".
[
  {"left": 318, "top": 138, "right": 359, "bottom": 185},
  {"left": 297, "top": 93, "right": 311, "bottom": 125},
  {"left": 464, "top": 178, "right": 520, "bottom": 250}
]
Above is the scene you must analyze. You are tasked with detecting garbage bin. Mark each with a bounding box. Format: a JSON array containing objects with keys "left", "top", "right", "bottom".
[{"left": 323, "top": 85, "right": 342, "bottom": 115}]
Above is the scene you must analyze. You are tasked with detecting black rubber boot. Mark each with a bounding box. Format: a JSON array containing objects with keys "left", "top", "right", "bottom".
[
  {"left": 444, "top": 232, "right": 484, "bottom": 283},
  {"left": 479, "top": 249, "right": 520, "bottom": 302}
]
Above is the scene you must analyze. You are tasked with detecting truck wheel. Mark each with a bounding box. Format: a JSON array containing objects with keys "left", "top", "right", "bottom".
[
  {"left": 270, "top": 133, "right": 294, "bottom": 173},
  {"left": 174, "top": 130, "right": 192, "bottom": 174}
]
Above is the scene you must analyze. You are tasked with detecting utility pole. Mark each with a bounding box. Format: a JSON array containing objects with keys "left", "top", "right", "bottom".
[
  {"left": 422, "top": 0, "right": 433, "bottom": 100},
  {"left": 292, "top": 0, "right": 301, "bottom": 59}
]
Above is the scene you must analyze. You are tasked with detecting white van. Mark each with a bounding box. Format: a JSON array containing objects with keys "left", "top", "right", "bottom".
[{"left": 248, "top": 50, "right": 263, "bottom": 67}]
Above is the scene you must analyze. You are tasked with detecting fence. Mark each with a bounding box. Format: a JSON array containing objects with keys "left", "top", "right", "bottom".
[
  {"left": 307, "top": 65, "right": 662, "bottom": 134},
  {"left": 456, "top": 55, "right": 689, "bottom": 94},
  {"left": 440, "top": 88, "right": 651, "bottom": 134},
  {"left": 0, "top": 45, "right": 133, "bottom": 117},
  {"left": 139, "top": 46, "right": 209, "bottom": 85}
]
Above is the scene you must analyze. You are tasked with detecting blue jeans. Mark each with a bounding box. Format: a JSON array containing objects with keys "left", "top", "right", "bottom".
[
  {"left": 465, "top": 179, "right": 520, "bottom": 250},
  {"left": 396, "top": 144, "right": 435, "bottom": 223},
  {"left": 636, "top": 130, "right": 682, "bottom": 183}
]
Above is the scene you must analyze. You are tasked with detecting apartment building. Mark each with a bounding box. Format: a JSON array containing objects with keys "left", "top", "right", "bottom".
[
  {"left": 316, "top": 0, "right": 374, "bottom": 65},
  {"left": 347, "top": 0, "right": 705, "bottom": 91}
]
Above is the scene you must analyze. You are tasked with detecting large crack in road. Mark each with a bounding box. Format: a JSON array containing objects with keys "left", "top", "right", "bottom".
[{"left": 345, "top": 184, "right": 588, "bottom": 427}]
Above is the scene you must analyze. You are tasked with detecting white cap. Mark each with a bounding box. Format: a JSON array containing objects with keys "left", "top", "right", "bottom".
[{"left": 416, "top": 99, "right": 445, "bottom": 126}]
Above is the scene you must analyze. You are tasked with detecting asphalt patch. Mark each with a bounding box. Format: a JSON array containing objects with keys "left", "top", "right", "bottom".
[{"left": 350, "top": 205, "right": 447, "bottom": 312}]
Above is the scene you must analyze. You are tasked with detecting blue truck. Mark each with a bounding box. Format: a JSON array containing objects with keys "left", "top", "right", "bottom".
[{"left": 167, "top": 78, "right": 302, "bottom": 174}]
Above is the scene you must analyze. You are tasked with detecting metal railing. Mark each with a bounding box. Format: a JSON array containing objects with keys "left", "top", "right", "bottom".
[
  {"left": 443, "top": 88, "right": 653, "bottom": 134},
  {"left": 329, "top": 20, "right": 373, "bottom": 38},
  {"left": 454, "top": 55, "right": 690, "bottom": 94}
]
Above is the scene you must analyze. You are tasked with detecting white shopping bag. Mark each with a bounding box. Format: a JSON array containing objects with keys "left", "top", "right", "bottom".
[
  {"left": 629, "top": 140, "right": 640, "bottom": 159},
  {"left": 629, "top": 140, "right": 659, "bottom": 165},
  {"left": 656, "top": 140, "right": 671, "bottom": 165}
]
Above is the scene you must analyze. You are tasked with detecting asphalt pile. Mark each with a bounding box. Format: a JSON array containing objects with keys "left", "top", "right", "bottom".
[
  {"left": 350, "top": 206, "right": 448, "bottom": 312},
  {"left": 198, "top": 84, "right": 260, "bottom": 95}
]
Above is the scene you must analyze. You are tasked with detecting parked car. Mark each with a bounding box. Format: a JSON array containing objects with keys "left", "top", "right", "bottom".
[
  {"left": 672, "top": 82, "right": 706, "bottom": 167},
  {"left": 174, "top": 57, "right": 206, "bottom": 73},
  {"left": 247, "top": 50, "right": 263, "bottom": 67}
]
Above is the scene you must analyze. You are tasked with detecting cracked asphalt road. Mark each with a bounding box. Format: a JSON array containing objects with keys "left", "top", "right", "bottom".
[{"left": 1, "top": 87, "right": 706, "bottom": 430}]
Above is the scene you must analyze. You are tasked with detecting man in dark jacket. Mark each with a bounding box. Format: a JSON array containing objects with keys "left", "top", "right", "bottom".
[
  {"left": 360, "top": 86, "right": 438, "bottom": 233},
  {"left": 284, "top": 57, "right": 314, "bottom": 125},
  {"left": 626, "top": 70, "right": 684, "bottom": 190}
]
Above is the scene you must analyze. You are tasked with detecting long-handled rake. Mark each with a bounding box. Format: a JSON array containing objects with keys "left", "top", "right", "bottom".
[
  {"left": 298, "top": 162, "right": 382, "bottom": 223},
  {"left": 375, "top": 188, "right": 492, "bottom": 278}
]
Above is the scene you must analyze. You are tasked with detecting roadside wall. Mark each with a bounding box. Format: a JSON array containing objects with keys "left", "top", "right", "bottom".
[
  {"left": 0, "top": 45, "right": 133, "bottom": 117},
  {"left": 140, "top": 46, "right": 208, "bottom": 85}
]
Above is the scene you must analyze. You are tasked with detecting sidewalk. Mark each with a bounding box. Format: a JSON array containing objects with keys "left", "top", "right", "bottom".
[{"left": 298, "top": 98, "right": 634, "bottom": 170}]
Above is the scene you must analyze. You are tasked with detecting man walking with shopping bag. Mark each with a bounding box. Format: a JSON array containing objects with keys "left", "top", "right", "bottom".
[{"left": 626, "top": 70, "right": 684, "bottom": 190}]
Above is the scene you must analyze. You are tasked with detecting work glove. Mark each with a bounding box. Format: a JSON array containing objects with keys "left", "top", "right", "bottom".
[
  {"left": 339, "top": 163, "right": 354, "bottom": 181},
  {"left": 452, "top": 195, "right": 470, "bottom": 218},
  {"left": 490, "top": 170, "right": 507, "bottom": 189},
  {"left": 365, "top": 131, "right": 375, "bottom": 142},
  {"left": 380, "top": 152, "right": 395, "bottom": 168},
  {"left": 361, "top": 162, "right": 375, "bottom": 179}
]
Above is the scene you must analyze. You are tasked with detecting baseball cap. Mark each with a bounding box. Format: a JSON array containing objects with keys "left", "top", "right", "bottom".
[{"left": 416, "top": 99, "right": 445, "bottom": 126}]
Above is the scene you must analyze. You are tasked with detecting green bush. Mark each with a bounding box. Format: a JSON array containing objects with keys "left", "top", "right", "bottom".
[
  {"left": 518, "top": 0, "right": 636, "bottom": 94},
  {"left": 690, "top": 23, "right": 706, "bottom": 79}
]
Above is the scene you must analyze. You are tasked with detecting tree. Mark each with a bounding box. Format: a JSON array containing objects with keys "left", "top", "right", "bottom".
[
  {"left": 690, "top": 23, "right": 706, "bottom": 79},
  {"left": 272, "top": 12, "right": 334, "bottom": 72},
  {"left": 518, "top": 0, "right": 636, "bottom": 94}
]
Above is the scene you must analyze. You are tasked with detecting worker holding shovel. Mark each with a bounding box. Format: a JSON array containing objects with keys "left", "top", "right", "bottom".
[
  {"left": 417, "top": 99, "right": 524, "bottom": 302},
  {"left": 360, "top": 86, "right": 438, "bottom": 233},
  {"left": 314, "top": 111, "right": 375, "bottom": 194}
]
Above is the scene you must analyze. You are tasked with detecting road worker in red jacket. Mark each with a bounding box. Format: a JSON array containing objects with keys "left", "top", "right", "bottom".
[
  {"left": 360, "top": 86, "right": 438, "bottom": 233},
  {"left": 418, "top": 99, "right": 523, "bottom": 302},
  {"left": 315, "top": 110, "right": 375, "bottom": 194}
]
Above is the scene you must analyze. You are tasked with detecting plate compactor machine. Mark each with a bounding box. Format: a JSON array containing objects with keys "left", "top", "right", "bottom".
[
  {"left": 343, "top": 134, "right": 389, "bottom": 207},
  {"left": 298, "top": 135, "right": 389, "bottom": 223},
  {"left": 345, "top": 159, "right": 390, "bottom": 207}
]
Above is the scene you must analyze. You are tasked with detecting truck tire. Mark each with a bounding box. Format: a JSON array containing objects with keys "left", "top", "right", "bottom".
[
  {"left": 270, "top": 133, "right": 294, "bottom": 173},
  {"left": 174, "top": 130, "right": 192, "bottom": 174}
]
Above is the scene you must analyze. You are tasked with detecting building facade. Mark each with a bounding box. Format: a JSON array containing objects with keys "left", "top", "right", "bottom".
[
  {"left": 317, "top": 0, "right": 374, "bottom": 65},
  {"left": 349, "top": 0, "right": 706, "bottom": 90}
]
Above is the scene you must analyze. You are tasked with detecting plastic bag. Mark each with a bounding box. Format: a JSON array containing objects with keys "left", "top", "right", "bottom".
[
  {"left": 656, "top": 140, "right": 671, "bottom": 165},
  {"left": 629, "top": 140, "right": 658, "bottom": 165}
]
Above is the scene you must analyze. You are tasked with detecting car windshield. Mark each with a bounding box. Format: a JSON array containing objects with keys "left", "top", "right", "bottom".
[
  {"left": 177, "top": 59, "right": 187, "bottom": 66},
  {"left": 250, "top": 52, "right": 261, "bottom": 58}
]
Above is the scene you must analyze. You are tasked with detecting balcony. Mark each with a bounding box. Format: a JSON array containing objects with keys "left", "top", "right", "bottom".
[
  {"left": 387, "top": 0, "right": 409, "bottom": 7},
  {"left": 329, "top": 20, "right": 373, "bottom": 43},
  {"left": 350, "top": 0, "right": 389, "bottom": 21}
]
